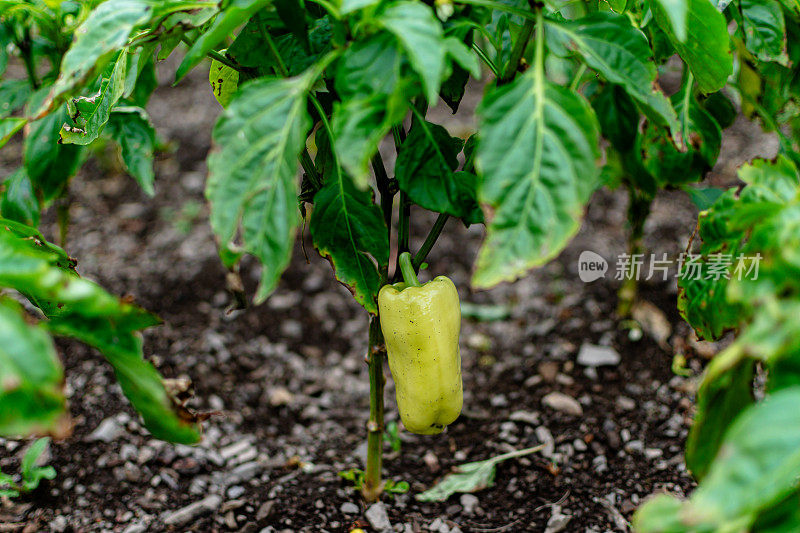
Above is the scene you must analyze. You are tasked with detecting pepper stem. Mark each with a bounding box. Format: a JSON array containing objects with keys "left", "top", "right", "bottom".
[{"left": 398, "top": 252, "right": 421, "bottom": 287}]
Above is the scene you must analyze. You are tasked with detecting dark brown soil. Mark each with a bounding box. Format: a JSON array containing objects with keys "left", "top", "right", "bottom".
[{"left": 0, "top": 59, "right": 778, "bottom": 533}]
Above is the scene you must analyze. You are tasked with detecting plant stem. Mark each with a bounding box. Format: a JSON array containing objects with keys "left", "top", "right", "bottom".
[
  {"left": 398, "top": 192, "right": 410, "bottom": 254},
  {"left": 472, "top": 43, "right": 500, "bottom": 77},
  {"left": 259, "top": 18, "right": 289, "bottom": 77},
  {"left": 399, "top": 252, "right": 421, "bottom": 286},
  {"left": 617, "top": 189, "right": 652, "bottom": 317},
  {"left": 19, "top": 28, "right": 40, "bottom": 90},
  {"left": 569, "top": 63, "right": 587, "bottom": 91},
  {"left": 372, "top": 154, "right": 394, "bottom": 238},
  {"left": 500, "top": 18, "right": 535, "bottom": 84},
  {"left": 413, "top": 213, "right": 449, "bottom": 270},
  {"left": 363, "top": 315, "right": 386, "bottom": 502}
]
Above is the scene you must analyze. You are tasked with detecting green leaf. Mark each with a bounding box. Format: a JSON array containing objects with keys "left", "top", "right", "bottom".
[
  {"left": 416, "top": 445, "right": 543, "bottom": 502},
  {"left": 105, "top": 107, "right": 157, "bottom": 196},
  {"left": 175, "top": 0, "right": 271, "bottom": 82},
  {"left": 0, "top": 117, "right": 26, "bottom": 149},
  {"left": 547, "top": 12, "right": 680, "bottom": 143},
  {"left": 0, "top": 223, "right": 201, "bottom": 443},
  {"left": 376, "top": 1, "right": 445, "bottom": 103},
  {"left": 648, "top": 0, "right": 688, "bottom": 41},
  {"left": 339, "top": 0, "right": 380, "bottom": 14},
  {"left": 590, "top": 83, "right": 639, "bottom": 152},
  {"left": 206, "top": 74, "right": 313, "bottom": 303},
  {"left": 395, "top": 118, "right": 480, "bottom": 222},
  {"left": 650, "top": 0, "right": 732, "bottom": 93},
  {"left": 332, "top": 94, "right": 408, "bottom": 189},
  {"left": 739, "top": 0, "right": 788, "bottom": 66},
  {"left": 1, "top": 168, "right": 40, "bottom": 227},
  {"left": 274, "top": 0, "right": 309, "bottom": 50},
  {"left": 24, "top": 90, "right": 85, "bottom": 203},
  {"left": 41, "top": 0, "right": 152, "bottom": 115},
  {"left": 60, "top": 50, "right": 129, "bottom": 145},
  {"left": 0, "top": 79, "right": 31, "bottom": 119},
  {"left": 0, "top": 298, "right": 67, "bottom": 438},
  {"left": 209, "top": 58, "right": 239, "bottom": 108},
  {"left": 684, "top": 186, "right": 725, "bottom": 210},
  {"left": 473, "top": 71, "right": 600, "bottom": 288},
  {"left": 20, "top": 438, "right": 56, "bottom": 491},
  {"left": 685, "top": 347, "right": 755, "bottom": 480},
  {"left": 309, "top": 163, "right": 389, "bottom": 314}
]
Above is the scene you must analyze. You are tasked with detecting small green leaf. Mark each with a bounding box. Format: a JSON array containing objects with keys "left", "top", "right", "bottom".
[
  {"left": 739, "top": 0, "right": 788, "bottom": 66},
  {"left": 175, "top": 0, "right": 271, "bottom": 82},
  {"left": 684, "top": 186, "right": 725, "bottom": 210},
  {"left": 20, "top": 438, "right": 56, "bottom": 491},
  {"left": 0, "top": 117, "right": 26, "bottom": 149},
  {"left": 209, "top": 58, "right": 239, "bottom": 108},
  {"left": 416, "top": 445, "right": 543, "bottom": 502}
]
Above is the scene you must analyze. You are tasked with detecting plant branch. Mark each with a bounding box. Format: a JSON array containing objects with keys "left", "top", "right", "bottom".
[
  {"left": 413, "top": 213, "right": 449, "bottom": 270},
  {"left": 18, "top": 28, "right": 40, "bottom": 90},
  {"left": 569, "top": 63, "right": 587, "bottom": 91},
  {"left": 372, "top": 154, "right": 394, "bottom": 239},
  {"left": 362, "top": 315, "right": 386, "bottom": 502},
  {"left": 471, "top": 43, "right": 500, "bottom": 77},
  {"left": 500, "top": 18, "right": 535, "bottom": 84}
]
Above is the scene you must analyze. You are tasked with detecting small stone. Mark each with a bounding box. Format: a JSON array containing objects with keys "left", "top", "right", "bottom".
[
  {"left": 428, "top": 517, "right": 449, "bottom": 533},
  {"left": 544, "top": 506, "right": 571, "bottom": 533},
  {"left": 87, "top": 417, "right": 124, "bottom": 442},
  {"left": 535, "top": 426, "right": 555, "bottom": 457},
  {"left": 256, "top": 501, "right": 275, "bottom": 520},
  {"left": 616, "top": 396, "right": 636, "bottom": 411},
  {"left": 542, "top": 392, "right": 583, "bottom": 416},
  {"left": 224, "top": 461, "right": 263, "bottom": 485},
  {"left": 459, "top": 494, "right": 479, "bottom": 515},
  {"left": 577, "top": 344, "right": 621, "bottom": 367},
  {"left": 50, "top": 516, "right": 68, "bottom": 533},
  {"left": 592, "top": 455, "right": 608, "bottom": 473},
  {"left": 340, "top": 502, "right": 360, "bottom": 514},
  {"left": 122, "top": 524, "right": 147, "bottom": 533},
  {"left": 508, "top": 410, "right": 540, "bottom": 426},
  {"left": 538, "top": 361, "right": 559, "bottom": 382},
  {"left": 162, "top": 495, "right": 222, "bottom": 526},
  {"left": 366, "top": 502, "right": 392, "bottom": 532},
  {"left": 227, "top": 485, "right": 246, "bottom": 498}
]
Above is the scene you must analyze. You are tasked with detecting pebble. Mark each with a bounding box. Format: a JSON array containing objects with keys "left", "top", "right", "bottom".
[
  {"left": 162, "top": 495, "right": 222, "bottom": 526},
  {"left": 535, "top": 426, "right": 555, "bottom": 457},
  {"left": 544, "top": 506, "right": 571, "bottom": 533},
  {"left": 616, "top": 396, "right": 636, "bottom": 411},
  {"left": 508, "top": 410, "right": 540, "bottom": 426},
  {"left": 366, "top": 502, "right": 392, "bottom": 532},
  {"left": 122, "top": 524, "right": 147, "bottom": 533},
  {"left": 428, "top": 517, "right": 449, "bottom": 532},
  {"left": 577, "top": 344, "right": 621, "bottom": 367},
  {"left": 459, "top": 494, "right": 479, "bottom": 515},
  {"left": 50, "top": 516, "right": 68, "bottom": 532},
  {"left": 227, "top": 485, "right": 246, "bottom": 498},
  {"left": 87, "top": 417, "right": 124, "bottom": 442},
  {"left": 340, "top": 502, "right": 360, "bottom": 514},
  {"left": 224, "top": 461, "right": 264, "bottom": 485},
  {"left": 542, "top": 392, "right": 583, "bottom": 416}
]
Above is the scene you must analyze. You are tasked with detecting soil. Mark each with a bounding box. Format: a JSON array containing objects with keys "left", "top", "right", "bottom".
[{"left": 0, "top": 58, "right": 779, "bottom": 533}]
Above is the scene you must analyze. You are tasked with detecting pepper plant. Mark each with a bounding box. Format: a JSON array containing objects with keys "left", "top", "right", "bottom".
[{"left": 4, "top": 0, "right": 800, "bottom": 523}]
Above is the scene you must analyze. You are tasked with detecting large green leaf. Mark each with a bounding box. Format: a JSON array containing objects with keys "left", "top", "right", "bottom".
[
  {"left": 395, "top": 117, "right": 480, "bottom": 222},
  {"left": 649, "top": 0, "right": 688, "bottom": 41},
  {"left": 547, "top": 12, "right": 680, "bottom": 143},
  {"left": 376, "top": 1, "right": 445, "bottom": 103},
  {"left": 206, "top": 74, "right": 313, "bottom": 303},
  {"left": 0, "top": 298, "right": 67, "bottom": 438},
  {"left": 0, "top": 222, "right": 200, "bottom": 443},
  {"left": 685, "top": 347, "right": 755, "bottom": 480},
  {"left": 651, "top": 0, "right": 733, "bottom": 93},
  {"left": 175, "top": 0, "right": 271, "bottom": 82},
  {"left": 473, "top": 69, "right": 600, "bottom": 288},
  {"left": 60, "top": 50, "right": 129, "bottom": 145},
  {"left": 1, "top": 168, "right": 40, "bottom": 227},
  {"left": 24, "top": 89, "right": 84, "bottom": 203},
  {"left": 636, "top": 388, "right": 800, "bottom": 531},
  {"left": 105, "top": 107, "right": 157, "bottom": 196},
  {"left": 309, "top": 162, "right": 389, "bottom": 314},
  {"left": 739, "top": 0, "right": 788, "bottom": 66}
]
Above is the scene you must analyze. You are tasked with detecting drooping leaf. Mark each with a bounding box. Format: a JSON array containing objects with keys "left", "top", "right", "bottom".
[
  {"left": 309, "top": 164, "right": 389, "bottom": 314},
  {"left": 376, "top": 1, "right": 446, "bottom": 103},
  {"left": 739, "top": 0, "right": 788, "bottom": 66},
  {"left": 0, "top": 298, "right": 67, "bottom": 438},
  {"left": 650, "top": 0, "right": 732, "bottom": 93},
  {"left": 105, "top": 107, "right": 157, "bottom": 196},
  {"left": 547, "top": 12, "right": 680, "bottom": 143},
  {"left": 590, "top": 83, "right": 640, "bottom": 152},
  {"left": 1, "top": 168, "right": 40, "bottom": 227},
  {"left": 395, "top": 118, "right": 480, "bottom": 222},
  {"left": 0, "top": 223, "right": 201, "bottom": 443},
  {"left": 175, "top": 0, "right": 271, "bottom": 82},
  {"left": 473, "top": 69, "right": 600, "bottom": 288},
  {"left": 206, "top": 74, "right": 313, "bottom": 303},
  {"left": 416, "top": 445, "right": 543, "bottom": 502}
]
